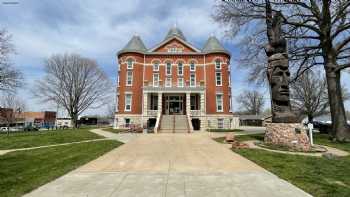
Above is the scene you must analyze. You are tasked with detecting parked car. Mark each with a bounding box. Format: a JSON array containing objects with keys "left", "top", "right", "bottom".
[
  {"left": 24, "top": 125, "right": 39, "bottom": 131},
  {"left": 312, "top": 121, "right": 332, "bottom": 134},
  {"left": 0, "top": 127, "right": 9, "bottom": 132}
]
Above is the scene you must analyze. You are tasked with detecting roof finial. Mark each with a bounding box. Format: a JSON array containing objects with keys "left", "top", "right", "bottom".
[
  {"left": 210, "top": 32, "right": 215, "bottom": 37},
  {"left": 174, "top": 21, "right": 177, "bottom": 28},
  {"left": 134, "top": 33, "right": 139, "bottom": 37}
]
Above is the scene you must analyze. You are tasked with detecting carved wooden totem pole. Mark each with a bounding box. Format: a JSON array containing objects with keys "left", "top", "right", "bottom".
[{"left": 264, "top": 2, "right": 311, "bottom": 151}]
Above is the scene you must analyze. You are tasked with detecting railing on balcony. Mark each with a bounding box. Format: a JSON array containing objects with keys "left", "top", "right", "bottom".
[{"left": 143, "top": 81, "right": 205, "bottom": 92}]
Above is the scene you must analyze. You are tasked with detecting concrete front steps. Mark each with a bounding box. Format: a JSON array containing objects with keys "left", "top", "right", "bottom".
[{"left": 159, "top": 115, "right": 189, "bottom": 133}]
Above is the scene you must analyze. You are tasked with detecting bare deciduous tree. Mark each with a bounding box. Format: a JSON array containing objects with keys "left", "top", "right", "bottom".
[
  {"left": 34, "top": 53, "right": 112, "bottom": 128},
  {"left": 0, "top": 93, "right": 26, "bottom": 135},
  {"left": 0, "top": 29, "right": 22, "bottom": 92},
  {"left": 213, "top": 0, "right": 350, "bottom": 141},
  {"left": 236, "top": 90, "right": 265, "bottom": 115},
  {"left": 291, "top": 70, "right": 329, "bottom": 123}
]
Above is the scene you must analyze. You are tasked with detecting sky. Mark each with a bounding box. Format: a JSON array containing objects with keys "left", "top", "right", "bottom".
[{"left": 0, "top": 0, "right": 349, "bottom": 116}]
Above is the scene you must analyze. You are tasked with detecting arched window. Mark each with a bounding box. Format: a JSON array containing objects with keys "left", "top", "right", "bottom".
[
  {"left": 215, "top": 59, "right": 221, "bottom": 70},
  {"left": 153, "top": 62, "right": 159, "bottom": 71},
  {"left": 166, "top": 62, "right": 172, "bottom": 75},
  {"left": 178, "top": 62, "right": 183, "bottom": 75},
  {"left": 127, "top": 59, "right": 134, "bottom": 69},
  {"left": 190, "top": 61, "right": 195, "bottom": 71}
]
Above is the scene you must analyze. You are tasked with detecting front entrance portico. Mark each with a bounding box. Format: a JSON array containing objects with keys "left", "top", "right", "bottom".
[{"left": 163, "top": 94, "right": 185, "bottom": 115}]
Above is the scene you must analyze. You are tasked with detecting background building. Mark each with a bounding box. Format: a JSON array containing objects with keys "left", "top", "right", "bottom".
[{"left": 115, "top": 26, "right": 239, "bottom": 132}]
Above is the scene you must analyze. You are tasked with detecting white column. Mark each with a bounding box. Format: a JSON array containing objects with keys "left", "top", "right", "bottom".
[
  {"left": 186, "top": 93, "right": 191, "bottom": 115},
  {"left": 143, "top": 93, "right": 148, "bottom": 116},
  {"left": 200, "top": 92, "right": 205, "bottom": 115},
  {"left": 158, "top": 92, "right": 162, "bottom": 114}
]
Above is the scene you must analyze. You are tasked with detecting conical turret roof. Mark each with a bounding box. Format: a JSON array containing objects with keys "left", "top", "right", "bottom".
[
  {"left": 202, "top": 36, "right": 230, "bottom": 55},
  {"left": 118, "top": 35, "right": 147, "bottom": 55}
]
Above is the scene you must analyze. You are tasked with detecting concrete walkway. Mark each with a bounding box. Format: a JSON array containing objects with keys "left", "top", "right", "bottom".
[{"left": 24, "top": 132, "right": 311, "bottom": 197}]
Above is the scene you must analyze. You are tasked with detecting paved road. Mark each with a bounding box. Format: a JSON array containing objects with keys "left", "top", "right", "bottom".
[{"left": 24, "top": 132, "right": 311, "bottom": 197}]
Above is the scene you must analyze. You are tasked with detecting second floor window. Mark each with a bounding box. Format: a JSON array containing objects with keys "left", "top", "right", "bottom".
[
  {"left": 165, "top": 78, "right": 172, "bottom": 87},
  {"left": 126, "top": 71, "right": 133, "bottom": 86},
  {"left": 216, "top": 94, "right": 223, "bottom": 112},
  {"left": 125, "top": 94, "right": 132, "bottom": 111},
  {"left": 127, "top": 59, "right": 134, "bottom": 69},
  {"left": 153, "top": 73, "right": 159, "bottom": 87},
  {"left": 153, "top": 62, "right": 159, "bottom": 71},
  {"left": 216, "top": 72, "right": 222, "bottom": 86},
  {"left": 178, "top": 78, "right": 184, "bottom": 87},
  {"left": 166, "top": 62, "right": 172, "bottom": 75},
  {"left": 190, "top": 73, "right": 196, "bottom": 87},
  {"left": 178, "top": 63, "right": 183, "bottom": 75}
]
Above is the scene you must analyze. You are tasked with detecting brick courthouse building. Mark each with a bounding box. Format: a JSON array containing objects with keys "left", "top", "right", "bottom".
[{"left": 115, "top": 26, "right": 239, "bottom": 132}]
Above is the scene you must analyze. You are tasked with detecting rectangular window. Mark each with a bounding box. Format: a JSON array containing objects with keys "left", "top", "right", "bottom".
[
  {"left": 218, "top": 119, "right": 224, "bottom": 129},
  {"left": 127, "top": 59, "right": 134, "bottom": 69},
  {"left": 125, "top": 94, "right": 132, "bottom": 112},
  {"left": 126, "top": 71, "right": 133, "bottom": 86},
  {"left": 190, "top": 95, "right": 198, "bottom": 110},
  {"left": 190, "top": 73, "right": 196, "bottom": 87},
  {"left": 229, "top": 74, "right": 231, "bottom": 86},
  {"left": 166, "top": 63, "right": 172, "bottom": 75},
  {"left": 165, "top": 78, "right": 172, "bottom": 87},
  {"left": 216, "top": 72, "right": 222, "bottom": 86},
  {"left": 117, "top": 76, "right": 120, "bottom": 87},
  {"left": 178, "top": 63, "right": 183, "bottom": 75},
  {"left": 190, "top": 62, "right": 195, "bottom": 71},
  {"left": 150, "top": 94, "right": 158, "bottom": 110},
  {"left": 216, "top": 94, "right": 223, "bottom": 112},
  {"left": 229, "top": 96, "right": 232, "bottom": 112},
  {"left": 153, "top": 73, "right": 159, "bottom": 87},
  {"left": 177, "top": 78, "right": 184, "bottom": 87}
]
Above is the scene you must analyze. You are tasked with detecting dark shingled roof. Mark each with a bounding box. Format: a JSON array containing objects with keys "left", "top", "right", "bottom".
[
  {"left": 202, "top": 36, "right": 230, "bottom": 55},
  {"left": 118, "top": 35, "right": 147, "bottom": 55},
  {"left": 164, "top": 26, "right": 186, "bottom": 41}
]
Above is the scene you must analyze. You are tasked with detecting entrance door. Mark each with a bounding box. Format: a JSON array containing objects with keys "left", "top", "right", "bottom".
[{"left": 164, "top": 95, "right": 184, "bottom": 115}]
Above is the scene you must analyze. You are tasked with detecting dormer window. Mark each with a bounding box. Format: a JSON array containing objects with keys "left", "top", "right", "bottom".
[
  {"left": 127, "top": 59, "right": 134, "bottom": 69},
  {"left": 153, "top": 62, "right": 159, "bottom": 71},
  {"left": 215, "top": 59, "right": 221, "bottom": 70}
]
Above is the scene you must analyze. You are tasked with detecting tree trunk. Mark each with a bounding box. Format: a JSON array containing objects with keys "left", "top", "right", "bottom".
[
  {"left": 71, "top": 113, "right": 78, "bottom": 129},
  {"left": 308, "top": 115, "right": 313, "bottom": 124},
  {"left": 325, "top": 63, "right": 350, "bottom": 141}
]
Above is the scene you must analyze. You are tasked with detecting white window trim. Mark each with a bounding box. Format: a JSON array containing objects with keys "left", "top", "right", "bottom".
[
  {"left": 124, "top": 94, "right": 132, "bottom": 112},
  {"left": 126, "top": 71, "right": 133, "bottom": 86},
  {"left": 166, "top": 63, "right": 172, "bottom": 75},
  {"left": 190, "top": 62, "right": 196, "bottom": 72},
  {"left": 215, "top": 60, "right": 221, "bottom": 70},
  {"left": 153, "top": 62, "right": 159, "bottom": 71},
  {"left": 153, "top": 73, "right": 159, "bottom": 87},
  {"left": 216, "top": 94, "right": 223, "bottom": 112},
  {"left": 190, "top": 73, "right": 196, "bottom": 87},
  {"left": 177, "top": 78, "right": 184, "bottom": 87},
  {"left": 216, "top": 72, "right": 222, "bottom": 86},
  {"left": 178, "top": 63, "right": 183, "bottom": 76},
  {"left": 127, "top": 59, "right": 134, "bottom": 69},
  {"left": 165, "top": 78, "right": 172, "bottom": 87}
]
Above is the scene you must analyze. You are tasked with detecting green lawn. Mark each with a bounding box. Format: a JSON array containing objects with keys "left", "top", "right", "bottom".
[
  {"left": 215, "top": 133, "right": 350, "bottom": 197},
  {"left": 0, "top": 140, "right": 123, "bottom": 197},
  {"left": 0, "top": 128, "right": 103, "bottom": 150}
]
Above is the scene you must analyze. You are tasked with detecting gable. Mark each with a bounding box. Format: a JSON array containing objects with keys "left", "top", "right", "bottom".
[{"left": 150, "top": 38, "right": 200, "bottom": 53}]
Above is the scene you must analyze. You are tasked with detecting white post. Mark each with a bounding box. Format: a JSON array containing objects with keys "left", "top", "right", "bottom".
[{"left": 307, "top": 123, "right": 314, "bottom": 146}]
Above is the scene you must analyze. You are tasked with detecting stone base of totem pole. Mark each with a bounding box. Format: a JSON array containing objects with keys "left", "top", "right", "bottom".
[{"left": 264, "top": 123, "right": 311, "bottom": 152}]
